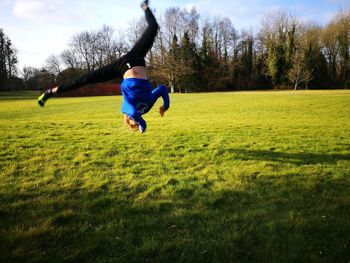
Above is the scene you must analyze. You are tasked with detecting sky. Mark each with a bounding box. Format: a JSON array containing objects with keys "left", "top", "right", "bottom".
[{"left": 1, "top": 0, "right": 349, "bottom": 71}]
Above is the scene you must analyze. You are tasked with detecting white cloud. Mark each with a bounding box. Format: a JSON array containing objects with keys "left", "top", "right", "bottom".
[
  {"left": 1, "top": 0, "right": 13, "bottom": 5},
  {"left": 14, "top": 0, "right": 61, "bottom": 22},
  {"left": 12, "top": 0, "right": 89, "bottom": 24}
]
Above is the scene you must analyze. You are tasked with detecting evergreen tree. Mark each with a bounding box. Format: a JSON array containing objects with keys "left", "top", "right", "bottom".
[
  {"left": 302, "top": 25, "right": 329, "bottom": 89},
  {"left": 0, "top": 29, "right": 18, "bottom": 90},
  {"left": 178, "top": 32, "right": 200, "bottom": 92},
  {"left": 199, "top": 27, "right": 220, "bottom": 91}
]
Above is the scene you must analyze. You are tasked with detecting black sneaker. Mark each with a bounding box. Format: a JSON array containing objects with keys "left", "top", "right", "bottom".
[{"left": 38, "top": 89, "right": 52, "bottom": 107}]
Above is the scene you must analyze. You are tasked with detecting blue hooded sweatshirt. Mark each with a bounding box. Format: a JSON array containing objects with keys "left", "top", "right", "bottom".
[{"left": 121, "top": 78, "right": 170, "bottom": 133}]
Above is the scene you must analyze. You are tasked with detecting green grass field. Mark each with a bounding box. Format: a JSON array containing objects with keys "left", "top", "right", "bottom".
[{"left": 0, "top": 90, "right": 349, "bottom": 262}]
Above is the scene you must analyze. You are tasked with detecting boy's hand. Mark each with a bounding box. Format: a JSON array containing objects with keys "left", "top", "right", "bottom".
[{"left": 159, "top": 105, "right": 166, "bottom": 117}]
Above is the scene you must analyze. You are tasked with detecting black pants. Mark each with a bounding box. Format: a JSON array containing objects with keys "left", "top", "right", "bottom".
[{"left": 57, "top": 8, "right": 158, "bottom": 93}]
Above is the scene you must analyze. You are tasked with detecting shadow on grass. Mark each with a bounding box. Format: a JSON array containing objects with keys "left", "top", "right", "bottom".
[
  {"left": 0, "top": 170, "right": 349, "bottom": 263},
  {"left": 218, "top": 148, "right": 350, "bottom": 165}
]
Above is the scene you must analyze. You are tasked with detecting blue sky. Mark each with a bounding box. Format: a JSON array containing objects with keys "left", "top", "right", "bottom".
[{"left": 1, "top": 0, "right": 348, "bottom": 70}]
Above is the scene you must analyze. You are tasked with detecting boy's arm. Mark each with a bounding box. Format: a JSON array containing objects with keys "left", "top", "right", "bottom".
[{"left": 152, "top": 85, "right": 170, "bottom": 110}]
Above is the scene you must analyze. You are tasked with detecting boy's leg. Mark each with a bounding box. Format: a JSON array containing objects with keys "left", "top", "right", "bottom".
[
  {"left": 57, "top": 60, "right": 123, "bottom": 93},
  {"left": 38, "top": 58, "right": 125, "bottom": 107},
  {"left": 127, "top": 5, "right": 159, "bottom": 58}
]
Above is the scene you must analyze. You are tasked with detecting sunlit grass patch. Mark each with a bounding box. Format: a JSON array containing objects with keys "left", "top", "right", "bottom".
[{"left": 0, "top": 90, "right": 349, "bottom": 262}]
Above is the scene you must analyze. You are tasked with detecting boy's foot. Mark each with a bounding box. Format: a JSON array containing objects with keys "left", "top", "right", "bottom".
[
  {"left": 38, "top": 89, "right": 52, "bottom": 107},
  {"left": 141, "top": 0, "right": 149, "bottom": 10}
]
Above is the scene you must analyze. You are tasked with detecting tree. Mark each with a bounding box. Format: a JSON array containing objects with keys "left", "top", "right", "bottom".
[
  {"left": 262, "top": 11, "right": 298, "bottom": 86},
  {"left": 61, "top": 49, "right": 79, "bottom": 69},
  {"left": 45, "top": 55, "right": 62, "bottom": 76},
  {"left": 0, "top": 29, "right": 18, "bottom": 90},
  {"left": 242, "top": 32, "right": 254, "bottom": 82},
  {"left": 150, "top": 34, "right": 193, "bottom": 93},
  {"left": 98, "top": 25, "right": 117, "bottom": 64},
  {"left": 178, "top": 32, "right": 200, "bottom": 92},
  {"left": 288, "top": 50, "right": 312, "bottom": 95},
  {"left": 322, "top": 23, "right": 338, "bottom": 85},
  {"left": 198, "top": 21, "right": 221, "bottom": 91},
  {"left": 149, "top": 7, "right": 202, "bottom": 92},
  {"left": 334, "top": 9, "right": 350, "bottom": 87},
  {"left": 56, "top": 68, "right": 85, "bottom": 87},
  {"left": 67, "top": 25, "right": 121, "bottom": 72},
  {"left": 232, "top": 31, "right": 255, "bottom": 89},
  {"left": 300, "top": 23, "right": 328, "bottom": 89},
  {"left": 185, "top": 7, "right": 200, "bottom": 44},
  {"left": 70, "top": 31, "right": 98, "bottom": 71},
  {"left": 113, "top": 29, "right": 129, "bottom": 59},
  {"left": 161, "top": 7, "right": 186, "bottom": 49},
  {"left": 21, "top": 66, "right": 55, "bottom": 90}
]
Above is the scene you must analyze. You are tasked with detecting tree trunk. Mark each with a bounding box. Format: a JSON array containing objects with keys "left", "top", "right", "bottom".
[
  {"left": 293, "top": 82, "right": 298, "bottom": 95},
  {"left": 170, "top": 82, "right": 175, "bottom": 93}
]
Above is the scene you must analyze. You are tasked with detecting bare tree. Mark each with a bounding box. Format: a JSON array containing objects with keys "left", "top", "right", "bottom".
[
  {"left": 113, "top": 29, "right": 129, "bottom": 58},
  {"left": 126, "top": 17, "right": 147, "bottom": 51},
  {"left": 184, "top": 7, "right": 200, "bottom": 43},
  {"left": 70, "top": 31, "right": 99, "bottom": 71},
  {"left": 219, "top": 17, "right": 237, "bottom": 62},
  {"left": 45, "top": 54, "right": 61, "bottom": 75},
  {"left": 21, "top": 66, "right": 55, "bottom": 90},
  {"left": 159, "top": 7, "right": 199, "bottom": 51},
  {"left": 162, "top": 7, "right": 184, "bottom": 49},
  {"left": 150, "top": 49, "right": 193, "bottom": 93},
  {"left": 211, "top": 17, "right": 222, "bottom": 60},
  {"left": 67, "top": 25, "right": 124, "bottom": 71},
  {"left": 288, "top": 50, "right": 312, "bottom": 95},
  {"left": 98, "top": 25, "right": 115, "bottom": 64},
  {"left": 60, "top": 49, "right": 79, "bottom": 69}
]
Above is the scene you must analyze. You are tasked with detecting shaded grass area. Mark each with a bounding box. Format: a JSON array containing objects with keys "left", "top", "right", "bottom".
[{"left": 0, "top": 91, "right": 349, "bottom": 262}]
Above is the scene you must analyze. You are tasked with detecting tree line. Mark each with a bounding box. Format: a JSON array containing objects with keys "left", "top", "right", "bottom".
[{"left": 1, "top": 6, "right": 349, "bottom": 92}]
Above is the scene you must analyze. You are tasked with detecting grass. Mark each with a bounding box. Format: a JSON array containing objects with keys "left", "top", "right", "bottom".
[{"left": 0, "top": 90, "right": 349, "bottom": 262}]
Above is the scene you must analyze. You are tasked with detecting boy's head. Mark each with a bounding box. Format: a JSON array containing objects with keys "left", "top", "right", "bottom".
[{"left": 124, "top": 115, "right": 139, "bottom": 131}]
